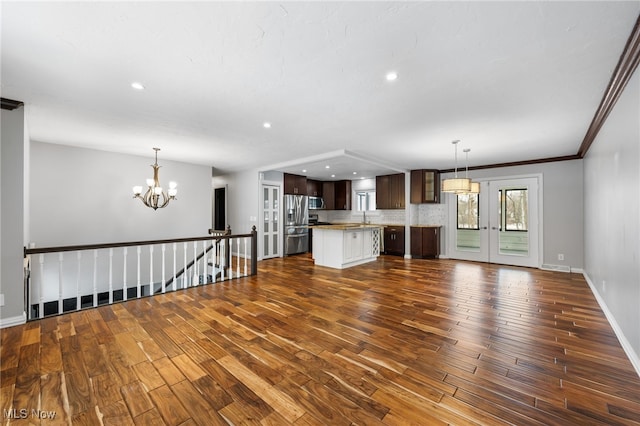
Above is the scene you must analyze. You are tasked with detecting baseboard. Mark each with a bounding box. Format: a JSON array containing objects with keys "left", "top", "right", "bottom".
[
  {"left": 583, "top": 272, "right": 640, "bottom": 377},
  {"left": 0, "top": 312, "right": 27, "bottom": 329},
  {"left": 540, "top": 263, "right": 571, "bottom": 273}
]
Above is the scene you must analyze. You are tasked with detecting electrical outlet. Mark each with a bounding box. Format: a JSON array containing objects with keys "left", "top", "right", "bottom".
[
  {"left": 0, "top": 294, "right": 4, "bottom": 307},
  {"left": 557, "top": 253, "right": 564, "bottom": 261}
]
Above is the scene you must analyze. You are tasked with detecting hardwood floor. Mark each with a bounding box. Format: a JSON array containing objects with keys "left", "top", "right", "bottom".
[{"left": 2, "top": 254, "right": 640, "bottom": 425}]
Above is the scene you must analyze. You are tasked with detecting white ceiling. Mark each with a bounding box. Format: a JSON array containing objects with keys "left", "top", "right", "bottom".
[{"left": 2, "top": 2, "right": 639, "bottom": 180}]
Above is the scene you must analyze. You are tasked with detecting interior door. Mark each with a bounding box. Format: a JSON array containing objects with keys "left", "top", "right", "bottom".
[
  {"left": 262, "top": 184, "right": 281, "bottom": 259},
  {"left": 448, "top": 176, "right": 540, "bottom": 268}
]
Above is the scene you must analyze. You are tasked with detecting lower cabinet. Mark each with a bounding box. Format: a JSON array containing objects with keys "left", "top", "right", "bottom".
[
  {"left": 384, "top": 226, "right": 405, "bottom": 256},
  {"left": 410, "top": 226, "right": 441, "bottom": 258}
]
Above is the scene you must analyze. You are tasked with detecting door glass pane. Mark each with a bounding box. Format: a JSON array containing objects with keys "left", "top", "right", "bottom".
[
  {"left": 264, "top": 188, "right": 269, "bottom": 209},
  {"left": 499, "top": 188, "right": 529, "bottom": 255},
  {"left": 456, "top": 193, "right": 480, "bottom": 251},
  {"left": 264, "top": 235, "right": 270, "bottom": 256}
]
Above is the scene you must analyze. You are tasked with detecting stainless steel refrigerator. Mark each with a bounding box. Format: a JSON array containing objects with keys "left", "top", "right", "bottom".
[{"left": 284, "top": 194, "right": 309, "bottom": 255}]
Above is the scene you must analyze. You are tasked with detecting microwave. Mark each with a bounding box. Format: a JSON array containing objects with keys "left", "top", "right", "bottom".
[{"left": 308, "top": 196, "right": 325, "bottom": 210}]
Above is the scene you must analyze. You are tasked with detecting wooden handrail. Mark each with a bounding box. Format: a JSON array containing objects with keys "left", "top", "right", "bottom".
[{"left": 23, "top": 231, "right": 251, "bottom": 256}]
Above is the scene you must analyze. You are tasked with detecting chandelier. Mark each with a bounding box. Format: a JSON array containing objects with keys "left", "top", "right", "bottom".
[{"left": 132, "top": 148, "right": 177, "bottom": 210}]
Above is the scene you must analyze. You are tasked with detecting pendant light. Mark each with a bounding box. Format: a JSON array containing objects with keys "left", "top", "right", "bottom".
[
  {"left": 459, "top": 148, "right": 480, "bottom": 194},
  {"left": 441, "top": 140, "right": 471, "bottom": 193}
]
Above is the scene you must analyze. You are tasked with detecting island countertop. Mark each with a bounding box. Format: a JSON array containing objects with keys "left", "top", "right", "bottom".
[{"left": 311, "top": 224, "right": 383, "bottom": 231}]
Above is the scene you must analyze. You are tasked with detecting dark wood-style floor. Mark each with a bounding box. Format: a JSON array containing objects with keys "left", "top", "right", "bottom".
[{"left": 2, "top": 254, "right": 640, "bottom": 425}]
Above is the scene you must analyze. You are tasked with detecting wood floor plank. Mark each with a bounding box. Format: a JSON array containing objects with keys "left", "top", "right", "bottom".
[
  {"left": 148, "top": 384, "right": 190, "bottom": 426},
  {"left": 4, "top": 255, "right": 640, "bottom": 425}
]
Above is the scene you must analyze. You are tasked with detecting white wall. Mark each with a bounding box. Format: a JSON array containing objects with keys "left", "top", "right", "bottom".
[
  {"left": 0, "top": 107, "right": 27, "bottom": 326},
  {"left": 584, "top": 70, "right": 640, "bottom": 370},
  {"left": 214, "top": 169, "right": 260, "bottom": 235},
  {"left": 440, "top": 159, "right": 584, "bottom": 269},
  {"left": 30, "top": 142, "right": 212, "bottom": 247}
]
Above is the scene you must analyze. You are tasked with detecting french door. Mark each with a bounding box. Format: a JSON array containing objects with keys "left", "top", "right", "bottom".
[
  {"left": 261, "top": 184, "right": 281, "bottom": 259},
  {"left": 448, "top": 176, "right": 540, "bottom": 268}
]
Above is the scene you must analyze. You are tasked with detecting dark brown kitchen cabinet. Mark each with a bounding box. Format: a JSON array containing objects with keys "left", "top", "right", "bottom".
[
  {"left": 383, "top": 226, "right": 405, "bottom": 256},
  {"left": 410, "top": 170, "right": 440, "bottom": 204},
  {"left": 307, "top": 179, "right": 323, "bottom": 197},
  {"left": 376, "top": 173, "right": 405, "bottom": 209},
  {"left": 410, "top": 226, "right": 441, "bottom": 258},
  {"left": 320, "top": 180, "right": 350, "bottom": 210},
  {"left": 322, "top": 181, "right": 335, "bottom": 209},
  {"left": 284, "top": 173, "right": 307, "bottom": 195},
  {"left": 334, "top": 180, "right": 351, "bottom": 210}
]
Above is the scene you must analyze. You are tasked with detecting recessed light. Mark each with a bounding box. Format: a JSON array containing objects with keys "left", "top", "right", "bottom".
[
  {"left": 263, "top": 122, "right": 271, "bottom": 129},
  {"left": 353, "top": 172, "right": 357, "bottom": 175},
  {"left": 325, "top": 165, "right": 330, "bottom": 169},
  {"left": 386, "top": 71, "right": 398, "bottom": 81},
  {"left": 302, "top": 169, "right": 307, "bottom": 173},
  {"left": 131, "top": 82, "right": 145, "bottom": 90},
  {"left": 331, "top": 174, "right": 336, "bottom": 178}
]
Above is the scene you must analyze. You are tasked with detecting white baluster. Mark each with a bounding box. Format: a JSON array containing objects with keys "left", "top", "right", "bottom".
[
  {"left": 183, "top": 242, "right": 188, "bottom": 288},
  {"left": 244, "top": 237, "right": 248, "bottom": 276},
  {"left": 76, "top": 252, "right": 82, "bottom": 311},
  {"left": 123, "top": 247, "right": 128, "bottom": 301},
  {"left": 37, "top": 254, "right": 45, "bottom": 319},
  {"left": 149, "top": 245, "right": 154, "bottom": 295},
  {"left": 202, "top": 240, "right": 207, "bottom": 284},
  {"left": 161, "top": 244, "right": 166, "bottom": 293},
  {"left": 56, "top": 253, "right": 62, "bottom": 316},
  {"left": 172, "top": 243, "right": 177, "bottom": 291},
  {"left": 109, "top": 248, "right": 114, "bottom": 304},
  {"left": 236, "top": 238, "right": 240, "bottom": 278},
  {"left": 221, "top": 240, "right": 225, "bottom": 281},
  {"left": 136, "top": 246, "right": 141, "bottom": 298},
  {"left": 193, "top": 241, "right": 198, "bottom": 286},
  {"left": 228, "top": 238, "right": 233, "bottom": 280},
  {"left": 213, "top": 240, "right": 218, "bottom": 283},
  {"left": 93, "top": 249, "right": 98, "bottom": 307}
]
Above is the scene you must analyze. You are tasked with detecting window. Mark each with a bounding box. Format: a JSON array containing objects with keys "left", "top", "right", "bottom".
[
  {"left": 457, "top": 193, "right": 479, "bottom": 229},
  {"left": 356, "top": 190, "right": 376, "bottom": 211},
  {"left": 502, "top": 189, "right": 528, "bottom": 231}
]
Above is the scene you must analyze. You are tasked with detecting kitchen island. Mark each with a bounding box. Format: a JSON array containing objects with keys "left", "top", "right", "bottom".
[{"left": 312, "top": 224, "right": 382, "bottom": 269}]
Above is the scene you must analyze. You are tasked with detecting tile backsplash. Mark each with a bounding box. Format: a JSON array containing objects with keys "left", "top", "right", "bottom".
[{"left": 316, "top": 203, "right": 447, "bottom": 226}]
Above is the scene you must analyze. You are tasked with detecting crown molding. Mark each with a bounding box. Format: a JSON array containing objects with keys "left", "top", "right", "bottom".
[{"left": 578, "top": 13, "right": 640, "bottom": 158}]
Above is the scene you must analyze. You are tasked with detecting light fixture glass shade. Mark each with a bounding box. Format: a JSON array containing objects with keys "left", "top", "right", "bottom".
[
  {"left": 132, "top": 186, "right": 143, "bottom": 195},
  {"left": 442, "top": 177, "right": 471, "bottom": 193},
  {"left": 169, "top": 181, "right": 177, "bottom": 189},
  {"left": 146, "top": 178, "right": 154, "bottom": 186},
  {"left": 168, "top": 188, "right": 177, "bottom": 197}
]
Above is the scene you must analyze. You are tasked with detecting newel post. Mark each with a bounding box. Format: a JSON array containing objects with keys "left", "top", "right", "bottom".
[{"left": 251, "top": 225, "right": 257, "bottom": 276}]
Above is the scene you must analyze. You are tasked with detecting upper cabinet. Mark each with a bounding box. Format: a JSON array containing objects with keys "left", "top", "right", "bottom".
[
  {"left": 284, "top": 173, "right": 307, "bottom": 195},
  {"left": 320, "top": 180, "right": 350, "bottom": 210},
  {"left": 307, "top": 179, "right": 323, "bottom": 197},
  {"left": 376, "top": 173, "right": 405, "bottom": 209},
  {"left": 334, "top": 180, "right": 352, "bottom": 210},
  {"left": 410, "top": 169, "right": 440, "bottom": 204}
]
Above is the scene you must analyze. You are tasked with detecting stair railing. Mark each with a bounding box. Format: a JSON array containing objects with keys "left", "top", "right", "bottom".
[{"left": 23, "top": 226, "right": 257, "bottom": 320}]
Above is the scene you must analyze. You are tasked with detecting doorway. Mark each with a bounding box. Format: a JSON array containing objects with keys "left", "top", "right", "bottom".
[
  {"left": 448, "top": 176, "right": 540, "bottom": 268},
  {"left": 214, "top": 187, "right": 226, "bottom": 231}
]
